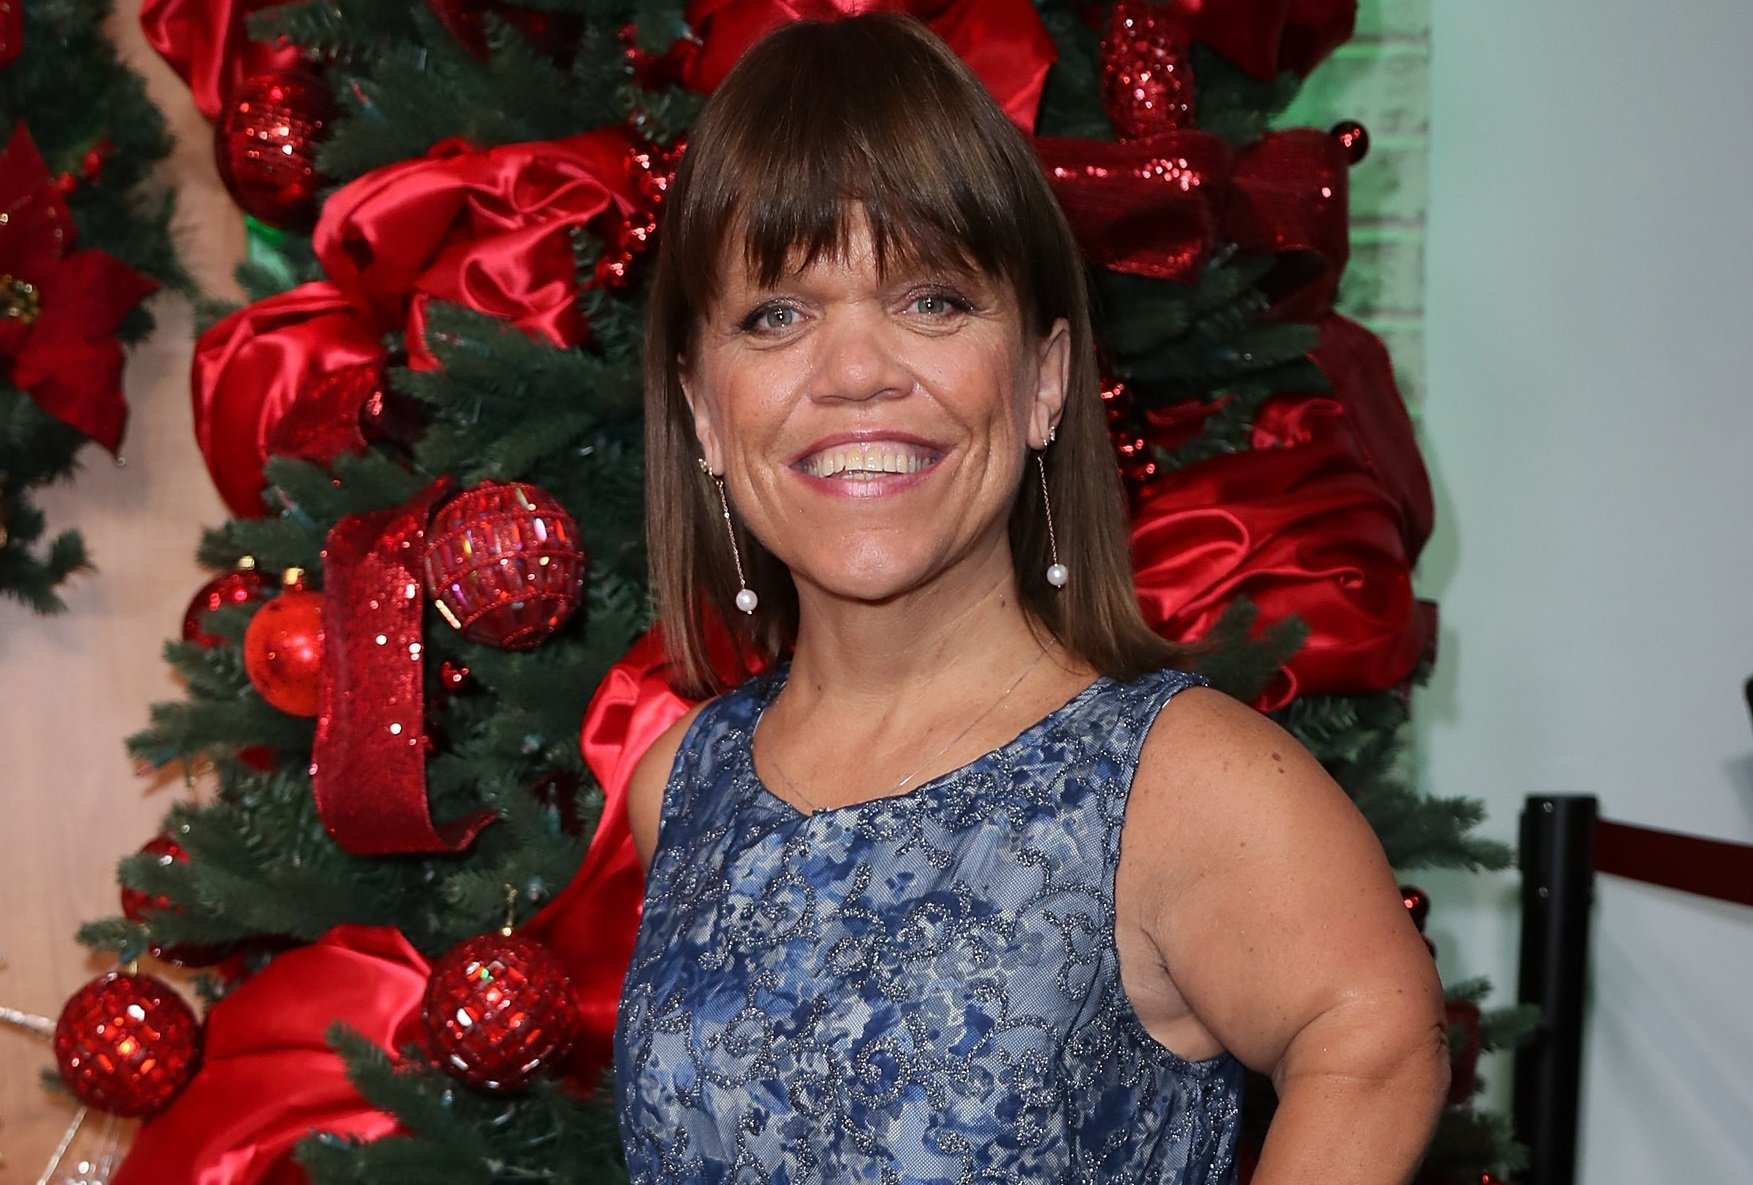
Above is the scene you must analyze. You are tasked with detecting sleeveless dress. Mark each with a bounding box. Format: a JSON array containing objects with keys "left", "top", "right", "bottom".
[{"left": 615, "top": 666, "right": 1242, "bottom": 1185}]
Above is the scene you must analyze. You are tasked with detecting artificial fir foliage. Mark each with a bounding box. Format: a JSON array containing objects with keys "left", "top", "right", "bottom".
[
  {"left": 70, "top": 1, "right": 1524, "bottom": 1181},
  {"left": 0, "top": 0, "right": 187, "bottom": 611}
]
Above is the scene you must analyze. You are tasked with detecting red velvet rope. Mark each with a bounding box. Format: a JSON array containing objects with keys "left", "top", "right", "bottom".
[{"left": 1594, "top": 818, "right": 1753, "bottom": 908}]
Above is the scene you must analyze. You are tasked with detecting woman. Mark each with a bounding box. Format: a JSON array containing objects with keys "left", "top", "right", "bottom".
[{"left": 615, "top": 14, "right": 1448, "bottom": 1184}]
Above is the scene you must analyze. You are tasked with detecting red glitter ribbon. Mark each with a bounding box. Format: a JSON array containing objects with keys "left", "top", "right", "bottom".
[
  {"left": 1037, "top": 128, "right": 1347, "bottom": 302},
  {"left": 1222, "top": 129, "right": 1352, "bottom": 318},
  {"left": 312, "top": 478, "right": 496, "bottom": 855},
  {"left": 1037, "top": 131, "right": 1233, "bottom": 282}
]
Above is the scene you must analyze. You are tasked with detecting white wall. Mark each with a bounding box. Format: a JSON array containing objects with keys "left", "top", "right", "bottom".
[{"left": 1421, "top": 0, "right": 1753, "bottom": 1179}]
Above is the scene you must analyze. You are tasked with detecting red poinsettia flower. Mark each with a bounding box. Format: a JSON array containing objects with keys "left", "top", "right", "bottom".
[{"left": 0, "top": 123, "right": 157, "bottom": 454}]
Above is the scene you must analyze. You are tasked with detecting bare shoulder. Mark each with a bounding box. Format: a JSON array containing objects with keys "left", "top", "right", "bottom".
[
  {"left": 627, "top": 700, "right": 711, "bottom": 870},
  {"left": 1124, "top": 684, "right": 1435, "bottom": 1072}
]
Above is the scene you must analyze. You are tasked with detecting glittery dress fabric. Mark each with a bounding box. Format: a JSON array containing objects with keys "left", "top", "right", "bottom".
[{"left": 615, "top": 666, "right": 1242, "bottom": 1185}]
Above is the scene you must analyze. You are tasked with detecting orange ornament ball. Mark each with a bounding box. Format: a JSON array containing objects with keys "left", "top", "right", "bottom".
[{"left": 243, "top": 589, "right": 325, "bottom": 716}]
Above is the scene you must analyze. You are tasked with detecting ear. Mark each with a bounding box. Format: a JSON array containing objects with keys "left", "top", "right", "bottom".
[
  {"left": 1027, "top": 317, "right": 1072, "bottom": 450},
  {"left": 680, "top": 360, "right": 725, "bottom": 475}
]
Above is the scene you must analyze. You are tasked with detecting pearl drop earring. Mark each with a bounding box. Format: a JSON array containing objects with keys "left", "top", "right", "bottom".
[
  {"left": 711, "top": 471, "right": 759, "bottom": 614},
  {"left": 1037, "top": 453, "right": 1067, "bottom": 589}
]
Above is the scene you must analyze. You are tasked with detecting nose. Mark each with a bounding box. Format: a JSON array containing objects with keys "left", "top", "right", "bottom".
[{"left": 806, "top": 308, "right": 909, "bottom": 403}]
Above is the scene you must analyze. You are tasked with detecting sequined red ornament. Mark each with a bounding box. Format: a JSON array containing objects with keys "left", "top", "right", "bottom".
[
  {"left": 422, "top": 931, "right": 579, "bottom": 1091},
  {"left": 182, "top": 566, "right": 270, "bottom": 647},
  {"left": 1099, "top": 0, "right": 1197, "bottom": 141},
  {"left": 119, "top": 835, "right": 227, "bottom": 967},
  {"left": 54, "top": 971, "right": 202, "bottom": 1117},
  {"left": 243, "top": 588, "right": 325, "bottom": 716},
  {"left": 422, "top": 482, "right": 584, "bottom": 649},
  {"left": 214, "top": 69, "right": 337, "bottom": 229},
  {"left": 1331, "top": 119, "right": 1370, "bottom": 165}
]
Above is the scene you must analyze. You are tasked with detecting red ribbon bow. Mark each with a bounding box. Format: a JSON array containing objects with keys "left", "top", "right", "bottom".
[
  {"left": 190, "top": 282, "right": 387, "bottom": 517},
  {"left": 312, "top": 130, "right": 643, "bottom": 369},
  {"left": 0, "top": 124, "right": 157, "bottom": 453},
  {"left": 675, "top": 0, "right": 1057, "bottom": 131},
  {"left": 1168, "top": 0, "right": 1357, "bottom": 81},
  {"left": 1040, "top": 127, "right": 1349, "bottom": 309},
  {"left": 138, "top": 0, "right": 304, "bottom": 119},
  {"left": 1131, "top": 317, "right": 1435, "bottom": 710}
]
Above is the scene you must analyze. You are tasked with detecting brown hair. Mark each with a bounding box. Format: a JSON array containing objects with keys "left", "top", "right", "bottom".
[{"left": 645, "top": 13, "right": 1183, "bottom": 696}]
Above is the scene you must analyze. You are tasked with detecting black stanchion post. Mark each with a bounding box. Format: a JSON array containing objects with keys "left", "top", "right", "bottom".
[{"left": 1513, "top": 795, "right": 1598, "bottom": 1185}]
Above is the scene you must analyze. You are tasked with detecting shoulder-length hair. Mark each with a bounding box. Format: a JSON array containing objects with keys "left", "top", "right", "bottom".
[{"left": 645, "top": 12, "right": 1183, "bottom": 697}]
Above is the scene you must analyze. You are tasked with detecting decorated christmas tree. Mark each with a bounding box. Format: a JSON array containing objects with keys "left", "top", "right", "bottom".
[
  {"left": 0, "top": 0, "right": 187, "bottom": 611},
  {"left": 24, "top": 1, "right": 1529, "bottom": 1182}
]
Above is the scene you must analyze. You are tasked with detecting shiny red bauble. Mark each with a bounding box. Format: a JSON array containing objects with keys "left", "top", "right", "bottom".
[
  {"left": 421, "top": 932, "right": 579, "bottom": 1091},
  {"left": 182, "top": 567, "right": 269, "bottom": 647},
  {"left": 54, "top": 972, "right": 202, "bottom": 1117},
  {"left": 1099, "top": 0, "right": 1196, "bottom": 141},
  {"left": 214, "top": 69, "right": 337, "bottom": 229},
  {"left": 422, "top": 482, "right": 584, "bottom": 649},
  {"left": 243, "top": 589, "right": 325, "bottom": 716},
  {"left": 1331, "top": 119, "right": 1371, "bottom": 165}
]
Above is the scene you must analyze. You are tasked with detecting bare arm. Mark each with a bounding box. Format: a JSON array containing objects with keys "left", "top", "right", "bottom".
[
  {"left": 1129, "top": 688, "right": 1448, "bottom": 1184},
  {"left": 626, "top": 702, "right": 707, "bottom": 871}
]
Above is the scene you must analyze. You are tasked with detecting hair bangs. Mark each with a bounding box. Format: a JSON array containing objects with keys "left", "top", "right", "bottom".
[{"left": 667, "top": 16, "right": 1038, "bottom": 333}]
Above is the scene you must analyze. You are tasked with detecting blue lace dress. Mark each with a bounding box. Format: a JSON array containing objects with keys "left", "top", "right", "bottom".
[{"left": 615, "top": 667, "right": 1242, "bottom": 1185}]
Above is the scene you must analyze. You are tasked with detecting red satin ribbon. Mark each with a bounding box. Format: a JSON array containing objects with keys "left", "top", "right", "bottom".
[
  {"left": 313, "top": 130, "right": 641, "bottom": 369},
  {"left": 190, "top": 282, "right": 387, "bottom": 518},
  {"left": 1037, "top": 131, "right": 1233, "bottom": 282},
  {"left": 112, "top": 925, "right": 428, "bottom": 1185},
  {"left": 1171, "top": 0, "right": 1357, "bottom": 81},
  {"left": 138, "top": 0, "right": 304, "bottom": 119},
  {"left": 1131, "top": 414, "right": 1435, "bottom": 711},
  {"left": 312, "top": 478, "right": 498, "bottom": 856},
  {"left": 1283, "top": 315, "right": 1433, "bottom": 558},
  {"left": 0, "top": 124, "right": 157, "bottom": 454},
  {"left": 678, "top": 0, "right": 1057, "bottom": 131}
]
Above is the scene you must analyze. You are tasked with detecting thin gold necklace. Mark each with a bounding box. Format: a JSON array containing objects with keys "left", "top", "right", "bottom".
[{"left": 761, "top": 642, "right": 1054, "bottom": 813}]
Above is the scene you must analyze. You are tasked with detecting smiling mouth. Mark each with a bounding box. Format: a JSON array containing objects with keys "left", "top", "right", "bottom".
[{"left": 796, "top": 440, "right": 942, "bottom": 479}]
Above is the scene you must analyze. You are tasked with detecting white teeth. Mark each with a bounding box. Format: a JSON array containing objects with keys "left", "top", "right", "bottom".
[{"left": 800, "top": 442, "right": 937, "bottom": 479}]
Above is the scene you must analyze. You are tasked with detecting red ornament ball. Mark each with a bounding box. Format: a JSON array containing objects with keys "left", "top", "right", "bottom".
[
  {"left": 1099, "top": 0, "right": 1197, "bottom": 141},
  {"left": 423, "top": 482, "right": 585, "bottom": 649},
  {"left": 422, "top": 931, "right": 579, "bottom": 1091},
  {"left": 1400, "top": 884, "right": 1431, "bottom": 930},
  {"left": 243, "top": 589, "right": 325, "bottom": 716},
  {"left": 54, "top": 971, "right": 202, "bottom": 1117},
  {"left": 120, "top": 836, "right": 228, "bottom": 968},
  {"left": 182, "top": 567, "right": 269, "bottom": 647},
  {"left": 214, "top": 69, "right": 337, "bottom": 229},
  {"left": 1331, "top": 119, "right": 1371, "bottom": 165},
  {"left": 119, "top": 835, "right": 187, "bottom": 924}
]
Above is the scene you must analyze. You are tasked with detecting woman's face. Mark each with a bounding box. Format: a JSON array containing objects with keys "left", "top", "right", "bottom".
[{"left": 683, "top": 214, "right": 1069, "bottom": 609}]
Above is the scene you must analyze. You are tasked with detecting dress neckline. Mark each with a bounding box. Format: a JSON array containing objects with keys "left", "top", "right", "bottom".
[{"left": 740, "top": 662, "right": 1113, "bottom": 820}]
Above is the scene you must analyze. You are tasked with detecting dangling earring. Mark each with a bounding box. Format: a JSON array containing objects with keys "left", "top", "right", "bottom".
[
  {"left": 709, "top": 468, "right": 759, "bottom": 614},
  {"left": 1037, "top": 452, "right": 1067, "bottom": 589}
]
